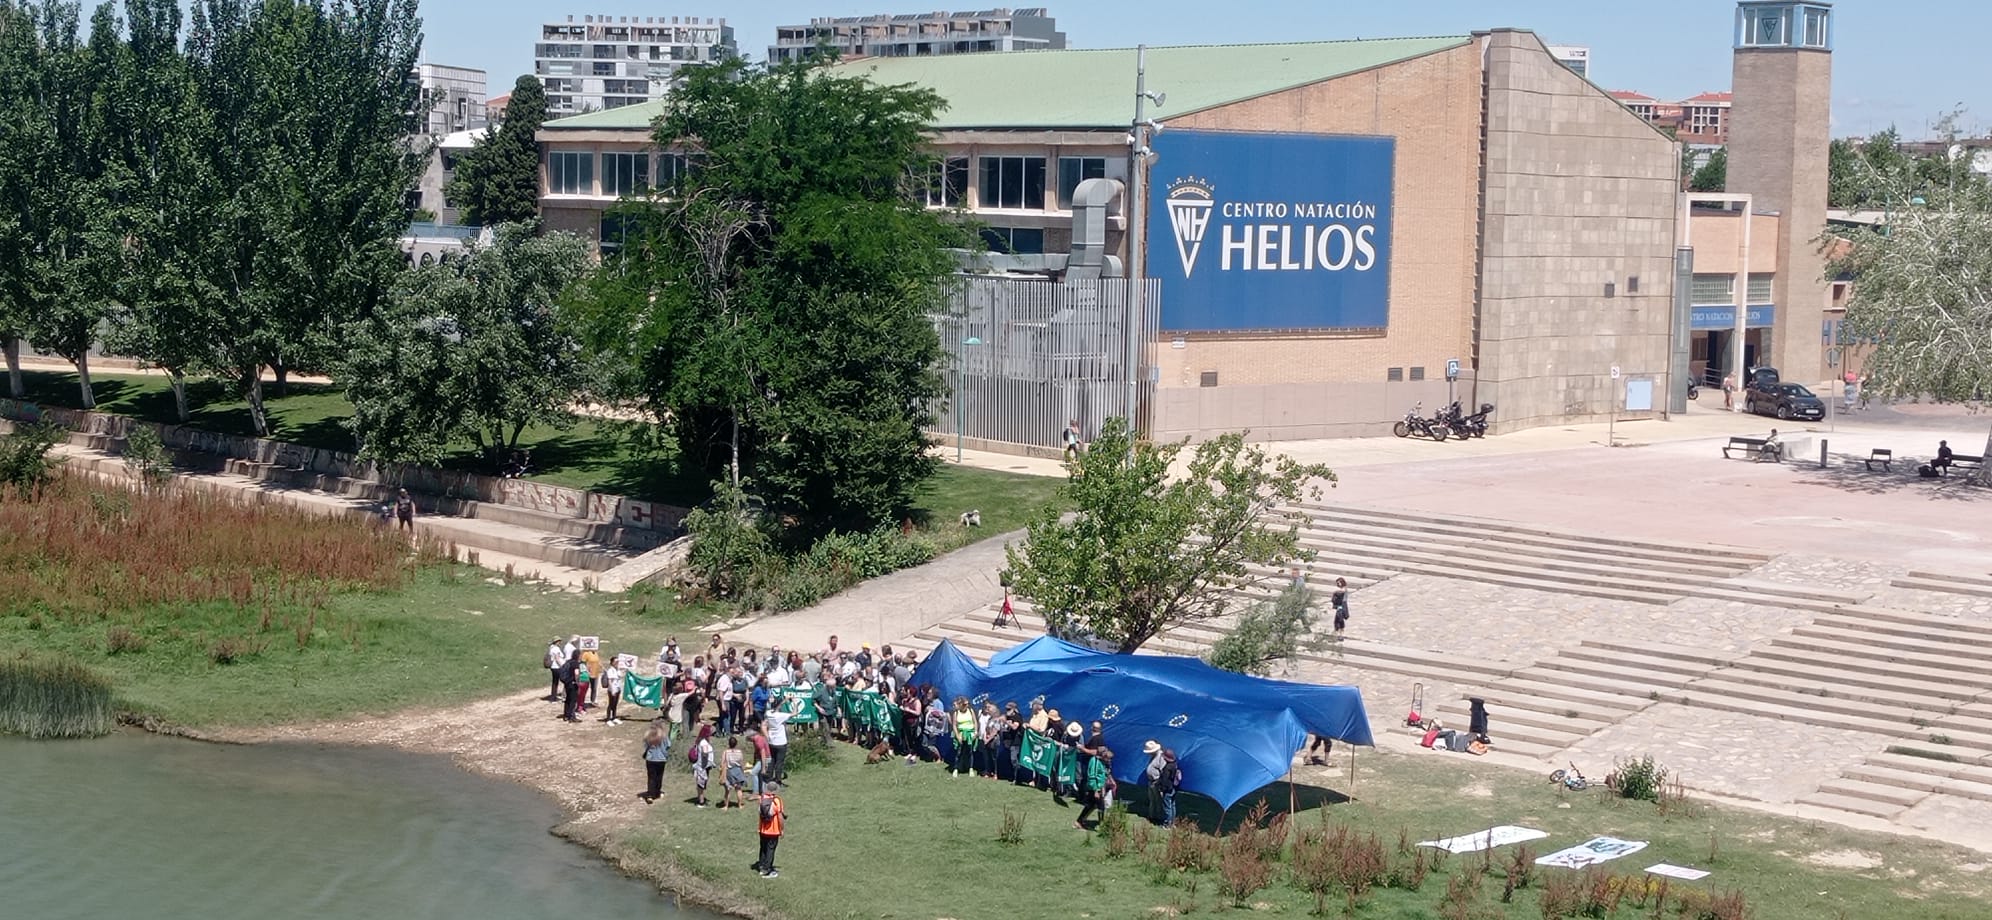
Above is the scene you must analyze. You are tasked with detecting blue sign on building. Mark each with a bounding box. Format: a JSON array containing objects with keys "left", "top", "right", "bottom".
[
  {"left": 1689, "top": 304, "right": 1776, "bottom": 331},
  {"left": 1150, "top": 130, "right": 1394, "bottom": 332}
]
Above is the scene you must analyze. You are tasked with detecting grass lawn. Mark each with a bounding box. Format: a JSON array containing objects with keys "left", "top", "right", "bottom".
[
  {"left": 618, "top": 741, "right": 1992, "bottom": 920},
  {"left": 0, "top": 566, "right": 713, "bottom": 729},
  {"left": 13, "top": 370, "right": 1059, "bottom": 528}
]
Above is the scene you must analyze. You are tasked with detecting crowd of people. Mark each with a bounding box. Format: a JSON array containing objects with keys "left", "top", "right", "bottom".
[{"left": 539, "top": 631, "right": 1196, "bottom": 851}]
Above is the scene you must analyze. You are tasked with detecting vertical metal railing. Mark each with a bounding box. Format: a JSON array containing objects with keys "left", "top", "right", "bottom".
[{"left": 931, "top": 276, "right": 1161, "bottom": 451}]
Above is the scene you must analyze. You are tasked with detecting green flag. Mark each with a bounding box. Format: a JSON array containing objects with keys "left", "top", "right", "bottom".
[
  {"left": 623, "top": 673, "right": 663, "bottom": 709},
  {"left": 771, "top": 687, "right": 819, "bottom": 725},
  {"left": 1019, "top": 729, "right": 1055, "bottom": 774},
  {"left": 1055, "top": 745, "right": 1078, "bottom": 787}
]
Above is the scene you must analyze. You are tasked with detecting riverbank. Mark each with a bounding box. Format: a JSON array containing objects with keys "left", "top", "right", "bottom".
[{"left": 207, "top": 692, "right": 1992, "bottom": 920}]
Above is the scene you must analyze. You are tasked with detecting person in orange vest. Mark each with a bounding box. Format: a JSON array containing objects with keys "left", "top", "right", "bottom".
[{"left": 753, "top": 781, "right": 786, "bottom": 879}]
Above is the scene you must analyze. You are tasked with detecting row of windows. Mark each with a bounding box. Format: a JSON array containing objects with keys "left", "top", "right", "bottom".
[
  {"left": 1689, "top": 273, "right": 1775, "bottom": 306},
  {"left": 552, "top": 150, "right": 1115, "bottom": 212},
  {"left": 547, "top": 151, "right": 692, "bottom": 196}
]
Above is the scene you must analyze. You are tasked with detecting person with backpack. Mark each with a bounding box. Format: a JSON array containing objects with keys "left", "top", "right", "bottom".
[
  {"left": 689, "top": 724, "right": 715, "bottom": 808},
  {"left": 752, "top": 781, "right": 786, "bottom": 879},
  {"left": 1155, "top": 748, "right": 1181, "bottom": 827}
]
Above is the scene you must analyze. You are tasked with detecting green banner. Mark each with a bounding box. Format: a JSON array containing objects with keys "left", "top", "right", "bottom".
[
  {"left": 770, "top": 687, "right": 819, "bottom": 725},
  {"left": 624, "top": 674, "right": 663, "bottom": 710},
  {"left": 1019, "top": 728, "right": 1055, "bottom": 775},
  {"left": 1054, "top": 746, "right": 1077, "bottom": 787},
  {"left": 836, "top": 688, "right": 899, "bottom": 736}
]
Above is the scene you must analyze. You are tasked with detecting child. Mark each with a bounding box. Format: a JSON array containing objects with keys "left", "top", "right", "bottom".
[
  {"left": 722, "top": 735, "right": 748, "bottom": 809},
  {"left": 600, "top": 656, "right": 625, "bottom": 725}
]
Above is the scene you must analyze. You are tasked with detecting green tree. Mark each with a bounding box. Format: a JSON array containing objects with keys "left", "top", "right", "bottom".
[
  {"left": 0, "top": 0, "right": 41, "bottom": 398},
  {"left": 1687, "top": 146, "right": 1727, "bottom": 193},
  {"left": 1827, "top": 125, "right": 1992, "bottom": 483},
  {"left": 1003, "top": 419, "right": 1337, "bottom": 654},
  {"left": 339, "top": 223, "right": 595, "bottom": 464},
  {"left": 445, "top": 75, "right": 546, "bottom": 226},
  {"left": 590, "top": 57, "right": 973, "bottom": 532},
  {"left": 1205, "top": 580, "right": 1322, "bottom": 676}
]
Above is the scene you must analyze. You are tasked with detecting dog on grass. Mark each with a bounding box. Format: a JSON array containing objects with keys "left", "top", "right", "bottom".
[
  {"left": 959, "top": 509, "right": 982, "bottom": 527},
  {"left": 864, "top": 740, "right": 894, "bottom": 764}
]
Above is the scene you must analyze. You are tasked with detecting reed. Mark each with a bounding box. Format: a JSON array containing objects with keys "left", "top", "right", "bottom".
[{"left": 0, "top": 656, "right": 115, "bottom": 738}]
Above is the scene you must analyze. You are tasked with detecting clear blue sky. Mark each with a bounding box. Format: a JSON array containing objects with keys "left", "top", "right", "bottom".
[{"left": 419, "top": 0, "right": 1968, "bottom": 138}]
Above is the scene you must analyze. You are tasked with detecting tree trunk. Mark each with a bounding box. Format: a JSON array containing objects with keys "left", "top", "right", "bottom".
[
  {"left": 168, "top": 370, "right": 191, "bottom": 423},
  {"left": 507, "top": 421, "right": 523, "bottom": 449},
  {"left": 2, "top": 337, "right": 20, "bottom": 398},
  {"left": 74, "top": 351, "right": 96, "bottom": 409},
  {"left": 729, "top": 406, "right": 741, "bottom": 488},
  {"left": 272, "top": 359, "right": 288, "bottom": 397},
  {"left": 1975, "top": 421, "right": 1992, "bottom": 487},
  {"left": 244, "top": 370, "right": 269, "bottom": 437}
]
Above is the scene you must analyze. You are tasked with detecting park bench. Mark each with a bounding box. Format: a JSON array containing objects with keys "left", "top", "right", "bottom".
[
  {"left": 1942, "top": 454, "right": 1984, "bottom": 477},
  {"left": 1722, "top": 436, "right": 1777, "bottom": 462},
  {"left": 1864, "top": 448, "right": 1893, "bottom": 472}
]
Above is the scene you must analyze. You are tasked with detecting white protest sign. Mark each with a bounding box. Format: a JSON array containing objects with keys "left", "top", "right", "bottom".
[
  {"left": 1536, "top": 836, "right": 1648, "bottom": 870},
  {"left": 1416, "top": 825, "right": 1548, "bottom": 855}
]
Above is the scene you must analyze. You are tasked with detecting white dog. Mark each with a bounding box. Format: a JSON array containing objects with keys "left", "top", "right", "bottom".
[{"left": 959, "top": 509, "right": 982, "bottom": 527}]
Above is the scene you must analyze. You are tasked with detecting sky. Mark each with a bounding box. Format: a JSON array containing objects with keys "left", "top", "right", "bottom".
[{"left": 419, "top": 0, "right": 1973, "bottom": 139}]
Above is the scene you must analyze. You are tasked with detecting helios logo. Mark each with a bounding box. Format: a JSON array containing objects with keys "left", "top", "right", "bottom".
[
  {"left": 1165, "top": 174, "right": 1381, "bottom": 278},
  {"left": 1164, "top": 177, "right": 1215, "bottom": 279}
]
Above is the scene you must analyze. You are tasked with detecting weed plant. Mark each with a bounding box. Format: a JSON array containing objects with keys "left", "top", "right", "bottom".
[{"left": 0, "top": 656, "right": 115, "bottom": 738}]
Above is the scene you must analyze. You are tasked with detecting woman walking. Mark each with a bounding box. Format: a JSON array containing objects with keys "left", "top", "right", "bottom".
[
  {"left": 690, "top": 724, "right": 715, "bottom": 808},
  {"left": 640, "top": 722, "right": 670, "bottom": 804},
  {"left": 722, "top": 735, "right": 748, "bottom": 809}
]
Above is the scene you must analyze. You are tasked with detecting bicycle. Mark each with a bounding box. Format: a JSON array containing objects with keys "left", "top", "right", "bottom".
[{"left": 1548, "top": 762, "right": 1591, "bottom": 792}]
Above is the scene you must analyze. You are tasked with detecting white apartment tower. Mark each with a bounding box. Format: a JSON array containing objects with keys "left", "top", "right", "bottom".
[
  {"left": 769, "top": 7, "right": 1065, "bottom": 63},
  {"left": 535, "top": 14, "right": 737, "bottom": 115},
  {"left": 413, "top": 63, "right": 488, "bottom": 135}
]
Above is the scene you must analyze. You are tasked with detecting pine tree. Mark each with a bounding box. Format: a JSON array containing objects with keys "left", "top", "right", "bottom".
[{"left": 446, "top": 75, "right": 546, "bottom": 227}]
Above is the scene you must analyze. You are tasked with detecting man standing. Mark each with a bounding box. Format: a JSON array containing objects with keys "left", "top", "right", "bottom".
[
  {"left": 764, "top": 705, "right": 792, "bottom": 785},
  {"left": 1142, "top": 740, "right": 1167, "bottom": 824},
  {"left": 545, "top": 636, "right": 566, "bottom": 702},
  {"left": 557, "top": 653, "right": 581, "bottom": 723},
  {"left": 1331, "top": 578, "right": 1351, "bottom": 639},
  {"left": 1155, "top": 749, "right": 1181, "bottom": 827},
  {"left": 394, "top": 488, "right": 416, "bottom": 534},
  {"left": 752, "top": 781, "right": 785, "bottom": 879}
]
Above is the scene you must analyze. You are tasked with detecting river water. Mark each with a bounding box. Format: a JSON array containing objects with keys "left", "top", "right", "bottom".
[{"left": 0, "top": 733, "right": 720, "bottom": 919}]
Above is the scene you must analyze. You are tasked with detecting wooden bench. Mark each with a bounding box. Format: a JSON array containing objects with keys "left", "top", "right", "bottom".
[
  {"left": 1865, "top": 448, "right": 1893, "bottom": 472},
  {"left": 1722, "top": 436, "right": 1778, "bottom": 462},
  {"left": 1940, "top": 454, "right": 1984, "bottom": 477}
]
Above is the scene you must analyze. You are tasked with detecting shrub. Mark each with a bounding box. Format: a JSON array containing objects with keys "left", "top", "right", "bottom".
[
  {"left": 1218, "top": 827, "right": 1274, "bottom": 905},
  {"left": 1289, "top": 826, "right": 1339, "bottom": 915},
  {"left": 781, "top": 725, "right": 836, "bottom": 775},
  {"left": 1614, "top": 754, "right": 1668, "bottom": 802},
  {"left": 0, "top": 657, "right": 115, "bottom": 738},
  {"left": 1385, "top": 845, "right": 1432, "bottom": 892},
  {"left": 1673, "top": 887, "right": 1751, "bottom": 920},
  {"left": 0, "top": 420, "right": 66, "bottom": 499},
  {"left": 121, "top": 426, "right": 175, "bottom": 489},
  {"left": 1506, "top": 844, "right": 1538, "bottom": 890},
  {"left": 104, "top": 625, "right": 147, "bottom": 655},
  {"left": 1159, "top": 823, "right": 1219, "bottom": 873},
  {"left": 207, "top": 636, "right": 267, "bottom": 666},
  {"left": 996, "top": 807, "right": 1026, "bottom": 845},
  {"left": 682, "top": 479, "right": 774, "bottom": 600}
]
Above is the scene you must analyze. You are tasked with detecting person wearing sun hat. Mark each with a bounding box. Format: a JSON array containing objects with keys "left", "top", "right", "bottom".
[
  {"left": 1142, "top": 740, "right": 1167, "bottom": 823},
  {"left": 1060, "top": 720, "right": 1086, "bottom": 798}
]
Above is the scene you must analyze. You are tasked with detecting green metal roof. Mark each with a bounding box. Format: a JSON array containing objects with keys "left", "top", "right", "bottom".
[{"left": 542, "top": 36, "right": 1472, "bottom": 133}]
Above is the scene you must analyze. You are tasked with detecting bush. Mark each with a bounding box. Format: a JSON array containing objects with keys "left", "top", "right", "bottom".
[
  {"left": 996, "top": 807, "right": 1026, "bottom": 846},
  {"left": 0, "top": 420, "right": 66, "bottom": 500},
  {"left": 1614, "top": 754, "right": 1668, "bottom": 802},
  {"left": 1158, "top": 823, "right": 1219, "bottom": 873},
  {"left": 781, "top": 724, "right": 836, "bottom": 775},
  {"left": 1218, "top": 827, "right": 1275, "bottom": 905},
  {"left": 104, "top": 625, "right": 147, "bottom": 655},
  {"left": 121, "top": 426, "right": 175, "bottom": 489},
  {"left": 0, "top": 657, "right": 116, "bottom": 738},
  {"left": 207, "top": 636, "right": 266, "bottom": 666},
  {"left": 1673, "top": 886, "right": 1752, "bottom": 920},
  {"left": 682, "top": 479, "right": 774, "bottom": 600}
]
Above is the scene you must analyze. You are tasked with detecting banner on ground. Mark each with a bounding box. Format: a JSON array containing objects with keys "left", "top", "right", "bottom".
[
  {"left": 1644, "top": 864, "right": 1710, "bottom": 881},
  {"left": 770, "top": 687, "right": 820, "bottom": 725},
  {"left": 1018, "top": 728, "right": 1055, "bottom": 775},
  {"left": 623, "top": 673, "right": 663, "bottom": 710},
  {"left": 1536, "top": 837, "right": 1648, "bottom": 870},
  {"left": 1416, "top": 825, "right": 1549, "bottom": 855}
]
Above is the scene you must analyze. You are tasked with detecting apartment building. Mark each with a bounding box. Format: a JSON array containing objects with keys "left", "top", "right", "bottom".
[
  {"left": 1547, "top": 44, "right": 1589, "bottom": 78},
  {"left": 768, "top": 7, "right": 1064, "bottom": 63},
  {"left": 535, "top": 14, "right": 736, "bottom": 115},
  {"left": 1610, "top": 89, "right": 1733, "bottom": 145},
  {"left": 413, "top": 63, "right": 488, "bottom": 135}
]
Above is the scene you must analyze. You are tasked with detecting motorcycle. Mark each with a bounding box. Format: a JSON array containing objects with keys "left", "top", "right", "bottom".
[
  {"left": 1687, "top": 379, "right": 1700, "bottom": 401},
  {"left": 1392, "top": 402, "right": 1452, "bottom": 441},
  {"left": 1451, "top": 402, "right": 1494, "bottom": 439}
]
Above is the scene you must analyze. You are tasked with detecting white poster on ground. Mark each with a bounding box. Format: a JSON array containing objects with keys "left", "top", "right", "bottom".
[
  {"left": 1645, "top": 863, "right": 1711, "bottom": 881},
  {"left": 1536, "top": 836, "right": 1648, "bottom": 870},
  {"left": 1416, "top": 825, "right": 1549, "bottom": 854}
]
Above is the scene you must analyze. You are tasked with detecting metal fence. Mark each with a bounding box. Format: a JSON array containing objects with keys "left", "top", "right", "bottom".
[{"left": 929, "top": 275, "right": 1162, "bottom": 452}]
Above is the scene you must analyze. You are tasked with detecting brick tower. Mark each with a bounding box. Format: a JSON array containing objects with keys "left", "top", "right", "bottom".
[{"left": 1725, "top": 1, "right": 1833, "bottom": 383}]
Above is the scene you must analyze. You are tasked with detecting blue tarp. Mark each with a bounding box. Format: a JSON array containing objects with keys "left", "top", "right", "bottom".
[{"left": 913, "top": 637, "right": 1373, "bottom": 809}]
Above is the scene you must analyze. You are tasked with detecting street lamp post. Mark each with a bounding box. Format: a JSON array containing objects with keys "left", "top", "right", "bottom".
[
  {"left": 1125, "top": 46, "right": 1165, "bottom": 437},
  {"left": 955, "top": 334, "right": 982, "bottom": 462}
]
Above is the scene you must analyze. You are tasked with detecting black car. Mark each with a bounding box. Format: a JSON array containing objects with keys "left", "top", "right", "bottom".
[{"left": 1747, "top": 382, "right": 1825, "bottom": 421}]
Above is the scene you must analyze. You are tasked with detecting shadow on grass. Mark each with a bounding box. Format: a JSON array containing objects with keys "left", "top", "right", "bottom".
[
  {"left": 1791, "top": 451, "right": 1990, "bottom": 502},
  {"left": 1120, "top": 781, "right": 1353, "bottom": 834}
]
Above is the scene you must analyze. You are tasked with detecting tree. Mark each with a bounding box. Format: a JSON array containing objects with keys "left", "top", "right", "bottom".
[
  {"left": 588, "top": 56, "right": 974, "bottom": 532},
  {"left": 0, "top": 0, "right": 41, "bottom": 398},
  {"left": 1827, "top": 126, "right": 1992, "bottom": 484},
  {"left": 1003, "top": 419, "right": 1337, "bottom": 654},
  {"left": 445, "top": 75, "right": 545, "bottom": 226},
  {"left": 339, "top": 223, "right": 595, "bottom": 464},
  {"left": 1687, "top": 146, "right": 1727, "bottom": 193},
  {"left": 1205, "top": 580, "right": 1322, "bottom": 676}
]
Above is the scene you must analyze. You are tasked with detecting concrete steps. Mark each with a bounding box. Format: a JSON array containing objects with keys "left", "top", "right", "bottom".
[
  {"left": 1794, "top": 790, "right": 1909, "bottom": 819},
  {"left": 1289, "top": 502, "right": 1770, "bottom": 567},
  {"left": 1892, "top": 570, "right": 1992, "bottom": 600}
]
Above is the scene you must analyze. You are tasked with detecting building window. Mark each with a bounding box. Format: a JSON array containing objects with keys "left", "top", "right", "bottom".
[
  {"left": 922, "top": 156, "right": 968, "bottom": 208},
  {"left": 1691, "top": 108, "right": 1721, "bottom": 132},
  {"left": 601, "top": 152, "right": 650, "bottom": 197},
  {"left": 548, "top": 151, "right": 594, "bottom": 195},
  {"left": 1747, "top": 273, "right": 1774, "bottom": 304},
  {"left": 1690, "top": 273, "right": 1734, "bottom": 305},
  {"left": 978, "top": 226, "right": 1045, "bottom": 254},
  {"left": 1803, "top": 8, "right": 1828, "bottom": 48},
  {"left": 978, "top": 155, "right": 1046, "bottom": 210},
  {"left": 599, "top": 214, "right": 637, "bottom": 255},
  {"left": 1056, "top": 156, "right": 1107, "bottom": 208}
]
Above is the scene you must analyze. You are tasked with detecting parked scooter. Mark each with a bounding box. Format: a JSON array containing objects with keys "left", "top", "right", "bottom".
[
  {"left": 1686, "top": 378, "right": 1700, "bottom": 401},
  {"left": 1392, "top": 402, "right": 1452, "bottom": 441},
  {"left": 1447, "top": 402, "right": 1495, "bottom": 439}
]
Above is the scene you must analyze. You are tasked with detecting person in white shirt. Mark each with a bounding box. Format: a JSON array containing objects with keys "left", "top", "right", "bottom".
[
  {"left": 763, "top": 709, "right": 791, "bottom": 784},
  {"left": 600, "top": 659, "right": 625, "bottom": 725},
  {"left": 545, "top": 637, "right": 566, "bottom": 702},
  {"left": 767, "top": 662, "right": 793, "bottom": 689}
]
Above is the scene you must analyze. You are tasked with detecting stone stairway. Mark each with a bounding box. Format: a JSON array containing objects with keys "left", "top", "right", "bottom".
[
  {"left": 1281, "top": 502, "right": 1881, "bottom": 616},
  {"left": 1891, "top": 569, "right": 1992, "bottom": 600}
]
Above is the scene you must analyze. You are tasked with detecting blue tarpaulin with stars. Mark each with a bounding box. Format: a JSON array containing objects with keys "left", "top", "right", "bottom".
[{"left": 914, "top": 638, "right": 1372, "bottom": 809}]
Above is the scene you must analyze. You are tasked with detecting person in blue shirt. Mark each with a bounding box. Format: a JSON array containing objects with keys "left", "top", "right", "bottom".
[{"left": 750, "top": 679, "right": 771, "bottom": 724}]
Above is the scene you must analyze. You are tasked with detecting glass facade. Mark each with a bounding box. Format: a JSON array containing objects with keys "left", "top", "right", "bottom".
[{"left": 548, "top": 151, "right": 593, "bottom": 195}]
